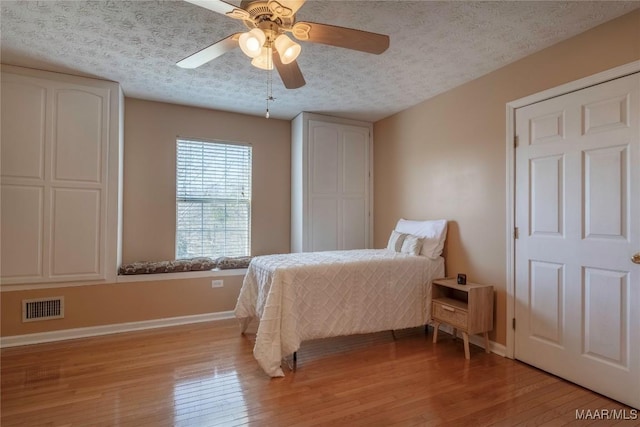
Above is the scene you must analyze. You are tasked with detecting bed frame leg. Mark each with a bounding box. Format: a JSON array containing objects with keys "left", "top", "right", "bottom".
[
  {"left": 424, "top": 324, "right": 429, "bottom": 335},
  {"left": 293, "top": 351, "right": 297, "bottom": 371}
]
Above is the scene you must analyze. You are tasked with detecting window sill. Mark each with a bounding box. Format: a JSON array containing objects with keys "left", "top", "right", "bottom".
[{"left": 115, "top": 268, "right": 248, "bottom": 283}]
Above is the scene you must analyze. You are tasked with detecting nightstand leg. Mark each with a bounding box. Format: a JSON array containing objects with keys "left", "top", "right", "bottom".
[
  {"left": 484, "top": 332, "right": 490, "bottom": 353},
  {"left": 462, "top": 332, "right": 470, "bottom": 359},
  {"left": 432, "top": 322, "right": 440, "bottom": 343}
]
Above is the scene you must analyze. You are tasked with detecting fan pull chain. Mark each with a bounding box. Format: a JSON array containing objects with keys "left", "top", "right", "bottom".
[{"left": 266, "top": 47, "right": 274, "bottom": 119}]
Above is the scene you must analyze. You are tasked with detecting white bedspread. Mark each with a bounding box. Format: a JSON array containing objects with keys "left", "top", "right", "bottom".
[{"left": 234, "top": 249, "right": 445, "bottom": 377}]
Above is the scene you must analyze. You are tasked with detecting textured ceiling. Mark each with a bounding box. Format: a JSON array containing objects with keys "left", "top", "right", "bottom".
[{"left": 1, "top": 1, "right": 639, "bottom": 121}]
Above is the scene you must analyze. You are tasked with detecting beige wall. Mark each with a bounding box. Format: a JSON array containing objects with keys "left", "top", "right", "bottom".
[
  {"left": 123, "top": 98, "right": 291, "bottom": 263},
  {"left": 3, "top": 11, "right": 639, "bottom": 341},
  {"left": 373, "top": 10, "right": 640, "bottom": 346},
  {"left": 0, "top": 275, "right": 244, "bottom": 336},
  {"left": 1, "top": 100, "right": 291, "bottom": 337}
]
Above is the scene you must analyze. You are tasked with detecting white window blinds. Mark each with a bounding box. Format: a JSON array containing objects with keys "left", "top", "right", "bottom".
[{"left": 176, "top": 139, "right": 252, "bottom": 259}]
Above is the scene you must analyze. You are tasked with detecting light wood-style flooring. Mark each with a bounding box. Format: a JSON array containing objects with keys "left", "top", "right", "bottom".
[{"left": 1, "top": 320, "right": 637, "bottom": 426}]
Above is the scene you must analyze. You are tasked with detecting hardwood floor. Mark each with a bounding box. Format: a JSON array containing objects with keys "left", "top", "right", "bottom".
[{"left": 1, "top": 320, "right": 637, "bottom": 426}]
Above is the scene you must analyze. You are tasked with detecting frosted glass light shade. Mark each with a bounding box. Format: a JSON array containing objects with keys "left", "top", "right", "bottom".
[
  {"left": 251, "top": 47, "right": 273, "bottom": 70},
  {"left": 239, "top": 28, "right": 266, "bottom": 58},
  {"left": 275, "top": 34, "right": 301, "bottom": 64}
]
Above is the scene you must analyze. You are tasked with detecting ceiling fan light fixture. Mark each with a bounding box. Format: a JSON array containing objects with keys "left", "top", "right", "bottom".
[
  {"left": 178, "top": 0, "right": 390, "bottom": 93},
  {"left": 274, "top": 34, "right": 301, "bottom": 64},
  {"left": 251, "top": 47, "right": 274, "bottom": 70},
  {"left": 239, "top": 28, "right": 266, "bottom": 58}
]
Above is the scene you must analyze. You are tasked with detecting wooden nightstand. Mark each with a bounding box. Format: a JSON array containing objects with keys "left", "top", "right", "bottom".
[{"left": 431, "top": 278, "right": 494, "bottom": 359}]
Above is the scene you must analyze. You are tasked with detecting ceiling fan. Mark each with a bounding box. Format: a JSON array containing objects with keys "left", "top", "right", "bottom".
[{"left": 177, "top": 0, "right": 390, "bottom": 89}]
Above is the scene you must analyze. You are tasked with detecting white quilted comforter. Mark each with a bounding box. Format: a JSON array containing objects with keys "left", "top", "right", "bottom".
[{"left": 234, "top": 249, "right": 445, "bottom": 377}]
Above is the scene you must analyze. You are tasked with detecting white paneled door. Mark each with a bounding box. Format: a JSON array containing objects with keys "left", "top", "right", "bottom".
[
  {"left": 1, "top": 68, "right": 120, "bottom": 284},
  {"left": 515, "top": 73, "right": 639, "bottom": 408},
  {"left": 308, "top": 120, "right": 370, "bottom": 252}
]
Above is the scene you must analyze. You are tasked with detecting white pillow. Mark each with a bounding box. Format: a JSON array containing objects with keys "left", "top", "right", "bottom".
[
  {"left": 400, "top": 234, "right": 423, "bottom": 255},
  {"left": 386, "top": 230, "right": 407, "bottom": 252},
  {"left": 394, "top": 218, "right": 448, "bottom": 259}
]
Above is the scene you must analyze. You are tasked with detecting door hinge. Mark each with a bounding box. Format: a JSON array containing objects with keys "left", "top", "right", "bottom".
[
  {"left": 514, "top": 227, "right": 519, "bottom": 239},
  {"left": 512, "top": 318, "right": 516, "bottom": 330},
  {"left": 514, "top": 135, "right": 519, "bottom": 147}
]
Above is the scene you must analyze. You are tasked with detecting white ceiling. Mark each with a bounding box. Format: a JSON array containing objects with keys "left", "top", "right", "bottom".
[{"left": 2, "top": 1, "right": 638, "bottom": 121}]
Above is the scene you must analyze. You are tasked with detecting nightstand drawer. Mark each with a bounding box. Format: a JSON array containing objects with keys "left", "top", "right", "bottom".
[{"left": 432, "top": 301, "right": 468, "bottom": 329}]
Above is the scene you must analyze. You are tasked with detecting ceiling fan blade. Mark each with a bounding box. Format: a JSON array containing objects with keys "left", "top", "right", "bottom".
[
  {"left": 176, "top": 34, "right": 240, "bottom": 69},
  {"left": 292, "top": 22, "right": 389, "bottom": 54},
  {"left": 273, "top": 52, "right": 306, "bottom": 89},
  {"left": 184, "top": 0, "right": 237, "bottom": 16}
]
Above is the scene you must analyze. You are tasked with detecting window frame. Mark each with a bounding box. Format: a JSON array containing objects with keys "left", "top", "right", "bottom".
[{"left": 175, "top": 137, "right": 252, "bottom": 259}]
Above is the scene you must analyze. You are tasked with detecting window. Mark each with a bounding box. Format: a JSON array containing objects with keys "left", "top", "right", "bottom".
[{"left": 176, "top": 138, "right": 252, "bottom": 259}]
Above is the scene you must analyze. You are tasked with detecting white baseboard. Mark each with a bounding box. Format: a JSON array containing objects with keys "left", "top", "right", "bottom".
[
  {"left": 436, "top": 323, "right": 506, "bottom": 357},
  {"left": 2, "top": 315, "right": 508, "bottom": 357},
  {"left": 0, "top": 311, "right": 236, "bottom": 348}
]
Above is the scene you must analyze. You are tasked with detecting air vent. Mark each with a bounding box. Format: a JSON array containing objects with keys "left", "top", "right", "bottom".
[{"left": 22, "top": 297, "right": 64, "bottom": 322}]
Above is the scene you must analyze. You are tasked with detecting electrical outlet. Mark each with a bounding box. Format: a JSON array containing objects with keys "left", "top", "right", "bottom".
[{"left": 211, "top": 279, "right": 224, "bottom": 288}]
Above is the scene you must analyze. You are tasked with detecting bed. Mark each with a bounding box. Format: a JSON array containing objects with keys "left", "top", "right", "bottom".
[{"left": 234, "top": 219, "right": 448, "bottom": 377}]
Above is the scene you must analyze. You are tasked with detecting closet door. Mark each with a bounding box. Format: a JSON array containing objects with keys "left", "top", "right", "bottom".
[
  {"left": 0, "top": 77, "right": 47, "bottom": 281},
  {"left": 340, "top": 125, "right": 370, "bottom": 250},
  {"left": 1, "top": 68, "right": 121, "bottom": 285},
  {"left": 309, "top": 121, "right": 340, "bottom": 251},
  {"left": 49, "top": 83, "right": 108, "bottom": 280},
  {"left": 308, "top": 120, "right": 370, "bottom": 251}
]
